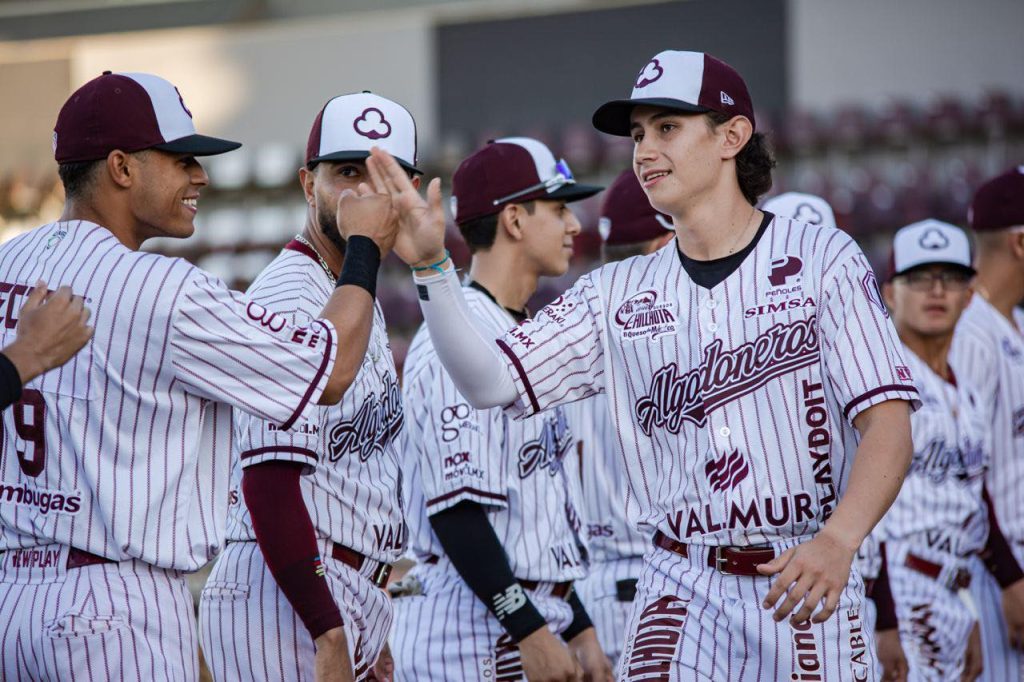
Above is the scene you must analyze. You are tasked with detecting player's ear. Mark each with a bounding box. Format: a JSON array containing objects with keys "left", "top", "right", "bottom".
[
  {"left": 719, "top": 116, "right": 753, "bottom": 161},
  {"left": 499, "top": 204, "right": 525, "bottom": 242},
  {"left": 105, "top": 150, "right": 134, "bottom": 189},
  {"left": 411, "top": 175, "right": 422, "bottom": 190},
  {"left": 298, "top": 166, "right": 316, "bottom": 206}
]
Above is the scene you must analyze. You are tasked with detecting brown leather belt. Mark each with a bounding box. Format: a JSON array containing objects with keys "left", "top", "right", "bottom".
[
  {"left": 654, "top": 531, "right": 775, "bottom": 577},
  {"left": 330, "top": 543, "right": 393, "bottom": 589},
  {"left": 519, "top": 579, "right": 574, "bottom": 600},
  {"left": 904, "top": 553, "right": 971, "bottom": 591},
  {"left": 66, "top": 547, "right": 116, "bottom": 570}
]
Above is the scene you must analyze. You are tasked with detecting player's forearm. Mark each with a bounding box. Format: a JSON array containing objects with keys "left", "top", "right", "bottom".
[
  {"left": 821, "top": 400, "right": 913, "bottom": 551},
  {"left": 414, "top": 264, "right": 518, "bottom": 409},
  {"left": 0, "top": 350, "right": 26, "bottom": 409},
  {"left": 317, "top": 236, "right": 381, "bottom": 404}
]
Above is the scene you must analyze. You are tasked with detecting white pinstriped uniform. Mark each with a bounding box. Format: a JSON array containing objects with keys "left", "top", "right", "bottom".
[
  {"left": 493, "top": 216, "right": 919, "bottom": 680},
  {"left": 952, "top": 297, "right": 1024, "bottom": 682},
  {"left": 392, "top": 287, "right": 586, "bottom": 680},
  {"left": 0, "top": 221, "right": 336, "bottom": 681},
  {"left": 874, "top": 348, "right": 988, "bottom": 680},
  {"left": 200, "top": 245, "right": 404, "bottom": 681},
  {"left": 563, "top": 394, "right": 649, "bottom": 668}
]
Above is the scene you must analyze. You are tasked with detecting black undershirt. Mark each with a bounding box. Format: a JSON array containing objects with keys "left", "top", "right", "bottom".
[
  {"left": 676, "top": 211, "right": 774, "bottom": 289},
  {"left": 467, "top": 280, "right": 528, "bottom": 323}
]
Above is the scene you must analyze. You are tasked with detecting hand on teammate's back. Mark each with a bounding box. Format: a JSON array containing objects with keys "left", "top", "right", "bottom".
[
  {"left": 567, "top": 627, "right": 614, "bottom": 682},
  {"left": 3, "top": 281, "right": 92, "bottom": 385},
  {"left": 335, "top": 182, "right": 398, "bottom": 256},
  {"left": 874, "top": 628, "right": 908, "bottom": 681},
  {"left": 757, "top": 526, "right": 856, "bottom": 625},
  {"left": 366, "top": 147, "right": 447, "bottom": 269},
  {"left": 1002, "top": 578, "right": 1024, "bottom": 650},
  {"left": 518, "top": 627, "right": 582, "bottom": 682},
  {"left": 313, "top": 627, "right": 355, "bottom": 682}
]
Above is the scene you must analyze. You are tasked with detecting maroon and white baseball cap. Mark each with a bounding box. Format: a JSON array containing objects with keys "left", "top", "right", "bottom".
[
  {"left": 306, "top": 91, "right": 420, "bottom": 174},
  {"left": 54, "top": 71, "right": 240, "bottom": 163},
  {"left": 762, "top": 192, "right": 836, "bottom": 228},
  {"left": 968, "top": 166, "right": 1024, "bottom": 232},
  {"left": 592, "top": 50, "right": 755, "bottom": 137},
  {"left": 450, "top": 137, "right": 603, "bottom": 225},
  {"left": 887, "top": 219, "right": 975, "bottom": 281},
  {"left": 598, "top": 169, "right": 673, "bottom": 245}
]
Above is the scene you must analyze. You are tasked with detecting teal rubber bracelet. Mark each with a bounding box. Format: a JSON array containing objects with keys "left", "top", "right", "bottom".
[{"left": 411, "top": 250, "right": 451, "bottom": 274}]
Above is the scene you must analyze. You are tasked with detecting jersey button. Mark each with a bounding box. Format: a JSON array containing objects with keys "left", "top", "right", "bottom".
[
  {"left": 719, "top": 426, "right": 731, "bottom": 437},
  {"left": 706, "top": 299, "right": 717, "bottom": 309},
  {"left": 707, "top": 322, "right": 718, "bottom": 332}
]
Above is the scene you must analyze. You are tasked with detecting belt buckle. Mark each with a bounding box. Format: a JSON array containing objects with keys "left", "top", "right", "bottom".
[
  {"left": 371, "top": 561, "right": 391, "bottom": 587},
  {"left": 712, "top": 546, "right": 733, "bottom": 575}
]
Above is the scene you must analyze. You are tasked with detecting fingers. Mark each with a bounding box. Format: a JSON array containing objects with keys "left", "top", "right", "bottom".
[
  {"left": 356, "top": 182, "right": 375, "bottom": 198},
  {"left": 22, "top": 280, "right": 48, "bottom": 311},
  {"left": 366, "top": 153, "right": 399, "bottom": 197},
  {"left": 761, "top": 547, "right": 798, "bottom": 607},
  {"left": 757, "top": 546, "right": 795, "bottom": 577},
  {"left": 811, "top": 586, "right": 842, "bottom": 623},
  {"left": 771, "top": 572, "right": 814, "bottom": 622},
  {"left": 369, "top": 147, "right": 418, "bottom": 194},
  {"left": 427, "top": 177, "right": 443, "bottom": 218},
  {"left": 792, "top": 582, "right": 828, "bottom": 625}
]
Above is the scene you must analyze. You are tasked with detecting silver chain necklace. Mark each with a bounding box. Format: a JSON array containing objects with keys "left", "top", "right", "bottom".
[{"left": 294, "top": 234, "right": 335, "bottom": 282}]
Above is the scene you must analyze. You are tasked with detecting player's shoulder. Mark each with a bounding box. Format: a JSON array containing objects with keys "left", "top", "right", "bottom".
[
  {"left": 954, "top": 296, "right": 994, "bottom": 338},
  {"left": 245, "top": 249, "right": 328, "bottom": 318},
  {"left": 766, "top": 214, "right": 861, "bottom": 265}
]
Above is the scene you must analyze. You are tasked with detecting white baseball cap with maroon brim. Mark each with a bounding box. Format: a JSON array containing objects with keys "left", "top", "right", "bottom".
[{"left": 888, "top": 219, "right": 976, "bottom": 281}]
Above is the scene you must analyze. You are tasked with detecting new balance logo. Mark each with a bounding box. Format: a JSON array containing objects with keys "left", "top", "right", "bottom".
[
  {"left": 493, "top": 584, "right": 527, "bottom": 618},
  {"left": 720, "top": 91, "right": 735, "bottom": 106}
]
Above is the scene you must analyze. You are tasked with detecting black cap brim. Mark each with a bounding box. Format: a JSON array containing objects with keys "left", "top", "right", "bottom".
[
  {"left": 592, "top": 98, "right": 709, "bottom": 136},
  {"left": 888, "top": 261, "right": 977, "bottom": 282},
  {"left": 308, "top": 150, "right": 422, "bottom": 175},
  {"left": 547, "top": 183, "right": 604, "bottom": 203},
  {"left": 153, "top": 133, "right": 242, "bottom": 156}
]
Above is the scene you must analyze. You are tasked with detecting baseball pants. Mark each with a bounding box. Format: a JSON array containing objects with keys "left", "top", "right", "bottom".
[
  {"left": 618, "top": 538, "right": 880, "bottom": 682},
  {"left": 390, "top": 558, "right": 575, "bottom": 680},
  {"left": 969, "top": 554, "right": 1024, "bottom": 682},
  {"left": 0, "top": 544, "right": 197, "bottom": 681},
  {"left": 199, "top": 539, "right": 392, "bottom": 682},
  {"left": 574, "top": 555, "right": 645, "bottom": 669},
  {"left": 885, "top": 541, "right": 975, "bottom": 681}
]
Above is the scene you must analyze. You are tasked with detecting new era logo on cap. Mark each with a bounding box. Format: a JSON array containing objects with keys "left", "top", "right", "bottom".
[
  {"left": 593, "top": 50, "right": 755, "bottom": 137},
  {"left": 307, "top": 92, "right": 419, "bottom": 173},
  {"left": 889, "top": 219, "right": 975, "bottom": 280},
  {"left": 54, "top": 71, "right": 240, "bottom": 163}
]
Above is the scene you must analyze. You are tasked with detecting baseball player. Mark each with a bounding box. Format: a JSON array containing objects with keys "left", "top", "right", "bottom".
[
  {"left": 0, "top": 282, "right": 93, "bottom": 411},
  {"left": 389, "top": 137, "right": 612, "bottom": 681},
  {"left": 563, "top": 169, "right": 673, "bottom": 669},
  {"left": 876, "top": 219, "right": 1014, "bottom": 681},
  {"left": 951, "top": 167, "right": 1024, "bottom": 681},
  {"left": 370, "top": 49, "right": 919, "bottom": 680},
  {"left": 0, "top": 72, "right": 399, "bottom": 680},
  {"left": 199, "top": 92, "right": 417, "bottom": 682}
]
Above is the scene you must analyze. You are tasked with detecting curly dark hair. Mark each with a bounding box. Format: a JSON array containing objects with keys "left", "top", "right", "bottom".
[
  {"left": 705, "top": 112, "right": 776, "bottom": 206},
  {"left": 57, "top": 160, "right": 102, "bottom": 200}
]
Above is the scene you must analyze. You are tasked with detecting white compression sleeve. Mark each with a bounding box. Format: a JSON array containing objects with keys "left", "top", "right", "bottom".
[{"left": 414, "top": 265, "right": 519, "bottom": 409}]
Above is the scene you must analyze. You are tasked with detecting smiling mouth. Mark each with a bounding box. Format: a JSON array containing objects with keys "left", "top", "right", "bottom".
[
  {"left": 641, "top": 170, "right": 670, "bottom": 187},
  {"left": 182, "top": 198, "right": 198, "bottom": 211}
]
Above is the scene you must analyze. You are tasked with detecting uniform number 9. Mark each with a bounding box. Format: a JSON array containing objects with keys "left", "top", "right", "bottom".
[{"left": 2, "top": 389, "right": 47, "bottom": 477}]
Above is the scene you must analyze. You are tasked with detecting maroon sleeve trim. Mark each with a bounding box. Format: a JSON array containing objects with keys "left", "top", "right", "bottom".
[
  {"left": 280, "top": 319, "right": 333, "bottom": 432},
  {"left": 842, "top": 384, "right": 919, "bottom": 420},
  {"left": 495, "top": 338, "right": 540, "bottom": 414},
  {"left": 241, "top": 446, "right": 318, "bottom": 462},
  {"left": 982, "top": 485, "right": 1024, "bottom": 588},
  {"left": 426, "top": 487, "right": 508, "bottom": 508}
]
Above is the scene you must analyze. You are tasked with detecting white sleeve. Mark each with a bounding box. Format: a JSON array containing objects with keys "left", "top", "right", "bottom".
[{"left": 414, "top": 265, "right": 519, "bottom": 409}]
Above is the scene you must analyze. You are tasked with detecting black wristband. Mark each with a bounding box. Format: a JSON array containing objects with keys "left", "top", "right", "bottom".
[
  {"left": 560, "top": 589, "right": 594, "bottom": 642},
  {"left": 0, "top": 351, "right": 23, "bottom": 411},
  {"left": 336, "top": 235, "right": 381, "bottom": 298}
]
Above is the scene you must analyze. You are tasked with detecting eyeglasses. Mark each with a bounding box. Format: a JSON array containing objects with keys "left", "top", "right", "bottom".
[
  {"left": 492, "top": 159, "right": 576, "bottom": 206},
  {"left": 897, "top": 269, "right": 972, "bottom": 292}
]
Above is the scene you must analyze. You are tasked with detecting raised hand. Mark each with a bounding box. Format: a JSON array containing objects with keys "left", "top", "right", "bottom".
[
  {"left": 4, "top": 281, "right": 93, "bottom": 384},
  {"left": 336, "top": 182, "right": 398, "bottom": 256},
  {"left": 366, "top": 147, "right": 447, "bottom": 268}
]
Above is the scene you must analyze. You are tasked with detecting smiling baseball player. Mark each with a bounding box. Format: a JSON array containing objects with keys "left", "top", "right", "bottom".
[
  {"left": 951, "top": 168, "right": 1024, "bottom": 681},
  {"left": 0, "top": 72, "right": 397, "bottom": 680},
  {"left": 368, "top": 48, "right": 919, "bottom": 681},
  {"left": 199, "top": 92, "right": 417, "bottom": 682},
  {"left": 390, "top": 137, "right": 611, "bottom": 682},
  {"left": 563, "top": 169, "right": 673, "bottom": 669}
]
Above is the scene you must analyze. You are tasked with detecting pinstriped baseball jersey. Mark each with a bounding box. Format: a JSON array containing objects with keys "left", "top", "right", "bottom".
[
  {"left": 496, "top": 216, "right": 919, "bottom": 547},
  {"left": 225, "top": 244, "right": 405, "bottom": 563},
  {"left": 951, "top": 297, "right": 1024, "bottom": 556},
  {"left": 0, "top": 221, "right": 336, "bottom": 571},
  {"left": 877, "top": 347, "right": 988, "bottom": 555},
  {"left": 401, "top": 287, "right": 587, "bottom": 580},
  {"left": 563, "top": 394, "right": 649, "bottom": 562}
]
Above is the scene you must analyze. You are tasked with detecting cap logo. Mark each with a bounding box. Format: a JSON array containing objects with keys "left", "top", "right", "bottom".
[
  {"left": 794, "top": 203, "right": 823, "bottom": 225},
  {"left": 174, "top": 87, "right": 193, "bottom": 119},
  {"left": 52, "top": 131, "right": 58, "bottom": 153},
  {"left": 449, "top": 196, "right": 458, "bottom": 220},
  {"left": 598, "top": 217, "right": 612, "bottom": 241},
  {"left": 353, "top": 107, "right": 392, "bottom": 140},
  {"left": 635, "top": 59, "right": 664, "bottom": 89},
  {"left": 720, "top": 91, "right": 735, "bottom": 106},
  {"left": 918, "top": 228, "right": 949, "bottom": 250}
]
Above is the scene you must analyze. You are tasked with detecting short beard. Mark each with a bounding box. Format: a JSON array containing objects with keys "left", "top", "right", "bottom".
[{"left": 316, "top": 202, "right": 347, "bottom": 256}]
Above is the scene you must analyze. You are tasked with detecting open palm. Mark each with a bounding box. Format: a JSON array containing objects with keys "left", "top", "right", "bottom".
[{"left": 367, "top": 148, "right": 447, "bottom": 267}]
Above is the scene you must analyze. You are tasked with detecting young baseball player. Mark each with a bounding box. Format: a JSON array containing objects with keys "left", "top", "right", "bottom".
[
  {"left": 199, "top": 92, "right": 418, "bottom": 682},
  {"left": 369, "top": 49, "right": 919, "bottom": 681},
  {"left": 563, "top": 169, "right": 673, "bottom": 669},
  {"left": 0, "top": 72, "right": 400, "bottom": 680},
  {"left": 951, "top": 167, "right": 1024, "bottom": 681},
  {"left": 877, "top": 219, "right": 1018, "bottom": 681},
  {"left": 390, "top": 137, "right": 612, "bottom": 681}
]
